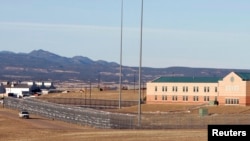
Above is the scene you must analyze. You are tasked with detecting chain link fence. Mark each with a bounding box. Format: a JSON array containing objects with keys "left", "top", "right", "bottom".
[
  {"left": 36, "top": 97, "right": 139, "bottom": 109},
  {"left": 136, "top": 112, "right": 250, "bottom": 129},
  {"left": 3, "top": 97, "right": 136, "bottom": 129},
  {"left": 3, "top": 97, "right": 250, "bottom": 129}
]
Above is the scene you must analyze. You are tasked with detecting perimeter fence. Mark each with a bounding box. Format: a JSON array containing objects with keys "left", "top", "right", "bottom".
[
  {"left": 3, "top": 97, "right": 250, "bottom": 129},
  {"left": 136, "top": 112, "right": 250, "bottom": 129},
  {"left": 3, "top": 97, "right": 136, "bottom": 129},
  {"left": 36, "top": 97, "right": 139, "bottom": 109}
]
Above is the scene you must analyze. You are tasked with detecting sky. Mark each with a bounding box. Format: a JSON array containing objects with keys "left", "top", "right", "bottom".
[{"left": 0, "top": 0, "right": 250, "bottom": 69}]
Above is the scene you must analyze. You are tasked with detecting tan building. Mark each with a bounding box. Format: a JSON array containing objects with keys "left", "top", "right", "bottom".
[{"left": 146, "top": 71, "right": 250, "bottom": 106}]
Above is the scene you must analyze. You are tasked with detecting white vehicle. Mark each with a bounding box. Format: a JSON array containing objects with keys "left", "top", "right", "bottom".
[{"left": 19, "top": 111, "right": 29, "bottom": 119}]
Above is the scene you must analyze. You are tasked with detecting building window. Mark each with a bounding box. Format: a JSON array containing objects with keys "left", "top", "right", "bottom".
[
  {"left": 193, "top": 96, "right": 199, "bottom": 101},
  {"left": 165, "top": 86, "right": 167, "bottom": 92},
  {"left": 225, "top": 98, "right": 239, "bottom": 105},
  {"left": 233, "top": 99, "right": 237, "bottom": 104},
  {"left": 204, "top": 87, "right": 210, "bottom": 93},
  {"left": 183, "top": 96, "right": 188, "bottom": 101},
  {"left": 172, "top": 86, "right": 178, "bottom": 92},
  {"left": 155, "top": 95, "right": 157, "bottom": 100},
  {"left": 155, "top": 86, "right": 157, "bottom": 92},
  {"left": 183, "top": 86, "right": 188, "bottom": 92},
  {"left": 162, "top": 95, "right": 167, "bottom": 100},
  {"left": 193, "top": 86, "right": 199, "bottom": 92},
  {"left": 162, "top": 86, "right": 164, "bottom": 92},
  {"left": 204, "top": 96, "right": 209, "bottom": 101},
  {"left": 172, "top": 95, "right": 177, "bottom": 101},
  {"left": 215, "top": 87, "right": 217, "bottom": 92}
]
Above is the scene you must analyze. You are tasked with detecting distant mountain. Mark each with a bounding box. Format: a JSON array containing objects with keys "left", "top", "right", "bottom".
[{"left": 0, "top": 49, "right": 250, "bottom": 84}]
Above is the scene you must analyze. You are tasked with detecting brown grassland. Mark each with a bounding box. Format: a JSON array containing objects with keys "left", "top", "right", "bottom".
[{"left": 1, "top": 89, "right": 250, "bottom": 141}]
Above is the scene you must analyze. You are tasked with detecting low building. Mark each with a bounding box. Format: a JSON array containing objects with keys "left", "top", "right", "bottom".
[
  {"left": 4, "top": 82, "right": 30, "bottom": 98},
  {"left": 146, "top": 71, "right": 250, "bottom": 106},
  {"left": 2, "top": 81, "right": 56, "bottom": 98}
]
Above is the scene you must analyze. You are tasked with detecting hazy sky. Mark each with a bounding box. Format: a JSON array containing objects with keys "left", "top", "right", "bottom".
[{"left": 0, "top": 0, "right": 250, "bottom": 69}]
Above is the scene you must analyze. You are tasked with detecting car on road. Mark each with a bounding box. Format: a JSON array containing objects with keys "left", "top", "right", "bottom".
[{"left": 19, "top": 111, "right": 29, "bottom": 119}]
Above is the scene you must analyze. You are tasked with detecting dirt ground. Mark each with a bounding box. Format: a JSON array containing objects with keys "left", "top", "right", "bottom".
[
  {"left": 39, "top": 89, "right": 250, "bottom": 114},
  {"left": 1, "top": 89, "right": 250, "bottom": 141},
  {"left": 0, "top": 106, "right": 207, "bottom": 141}
]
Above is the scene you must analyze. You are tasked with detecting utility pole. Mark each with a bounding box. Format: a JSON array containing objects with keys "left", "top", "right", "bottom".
[
  {"left": 119, "top": 0, "right": 124, "bottom": 109},
  {"left": 89, "top": 81, "right": 91, "bottom": 106},
  {"left": 138, "top": 0, "right": 143, "bottom": 127},
  {"left": 85, "top": 86, "right": 87, "bottom": 105},
  {"left": 134, "top": 71, "right": 136, "bottom": 94},
  {"left": 98, "top": 72, "right": 100, "bottom": 90}
]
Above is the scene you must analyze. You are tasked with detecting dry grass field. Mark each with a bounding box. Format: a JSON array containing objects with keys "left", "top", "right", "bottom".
[
  {"left": 1, "top": 89, "right": 250, "bottom": 141},
  {"left": 40, "top": 89, "right": 250, "bottom": 114},
  {"left": 0, "top": 106, "right": 207, "bottom": 141},
  {"left": 41, "top": 89, "right": 142, "bottom": 100}
]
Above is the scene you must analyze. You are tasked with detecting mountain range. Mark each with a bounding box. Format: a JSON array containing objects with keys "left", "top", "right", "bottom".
[{"left": 0, "top": 49, "right": 249, "bottom": 84}]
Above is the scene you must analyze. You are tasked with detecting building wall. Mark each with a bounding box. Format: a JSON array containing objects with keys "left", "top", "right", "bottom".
[
  {"left": 216, "top": 96, "right": 246, "bottom": 106},
  {"left": 147, "top": 82, "right": 218, "bottom": 104},
  {"left": 218, "top": 72, "right": 247, "bottom": 105},
  {"left": 5, "top": 87, "right": 29, "bottom": 97},
  {"left": 246, "top": 81, "right": 250, "bottom": 105},
  {"left": 146, "top": 72, "right": 250, "bottom": 106}
]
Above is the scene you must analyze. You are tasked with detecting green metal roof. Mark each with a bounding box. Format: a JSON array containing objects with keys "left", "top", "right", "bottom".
[
  {"left": 235, "top": 72, "right": 250, "bottom": 81},
  {"left": 152, "top": 76, "right": 222, "bottom": 83}
]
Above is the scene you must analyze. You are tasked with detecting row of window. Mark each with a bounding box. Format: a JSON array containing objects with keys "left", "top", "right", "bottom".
[
  {"left": 225, "top": 98, "right": 239, "bottom": 105},
  {"left": 153, "top": 95, "right": 240, "bottom": 105},
  {"left": 156, "top": 86, "right": 218, "bottom": 93},
  {"left": 155, "top": 95, "right": 213, "bottom": 102}
]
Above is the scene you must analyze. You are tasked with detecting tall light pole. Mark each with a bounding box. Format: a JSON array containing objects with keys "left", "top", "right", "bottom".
[
  {"left": 98, "top": 72, "right": 100, "bottom": 90},
  {"left": 138, "top": 0, "right": 143, "bottom": 127},
  {"left": 119, "top": 0, "right": 124, "bottom": 109},
  {"left": 85, "top": 85, "right": 87, "bottom": 105},
  {"left": 89, "top": 81, "right": 91, "bottom": 106},
  {"left": 134, "top": 71, "right": 136, "bottom": 94}
]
